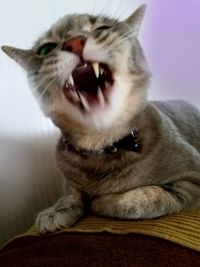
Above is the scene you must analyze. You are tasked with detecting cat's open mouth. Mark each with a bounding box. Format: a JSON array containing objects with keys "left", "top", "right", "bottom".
[{"left": 63, "top": 61, "right": 113, "bottom": 112}]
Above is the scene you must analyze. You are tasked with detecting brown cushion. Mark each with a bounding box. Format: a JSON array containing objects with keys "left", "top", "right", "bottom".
[
  {"left": 10, "top": 210, "right": 200, "bottom": 252},
  {"left": 0, "top": 232, "right": 200, "bottom": 267}
]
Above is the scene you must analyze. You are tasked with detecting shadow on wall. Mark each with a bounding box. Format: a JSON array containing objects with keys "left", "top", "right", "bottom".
[{"left": 0, "top": 132, "right": 63, "bottom": 247}]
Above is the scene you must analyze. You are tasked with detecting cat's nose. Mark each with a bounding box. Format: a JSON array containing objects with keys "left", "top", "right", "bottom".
[{"left": 62, "top": 36, "right": 86, "bottom": 57}]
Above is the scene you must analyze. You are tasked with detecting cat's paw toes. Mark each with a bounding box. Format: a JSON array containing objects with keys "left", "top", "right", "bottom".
[{"left": 36, "top": 206, "right": 82, "bottom": 234}]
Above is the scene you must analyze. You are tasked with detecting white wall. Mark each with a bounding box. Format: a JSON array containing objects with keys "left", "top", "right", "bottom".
[{"left": 0, "top": 0, "right": 200, "bottom": 246}]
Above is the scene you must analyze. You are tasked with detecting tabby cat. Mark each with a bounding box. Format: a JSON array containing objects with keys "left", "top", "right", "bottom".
[{"left": 2, "top": 5, "right": 200, "bottom": 234}]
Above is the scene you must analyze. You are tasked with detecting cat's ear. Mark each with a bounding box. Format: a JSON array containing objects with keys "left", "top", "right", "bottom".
[
  {"left": 124, "top": 4, "right": 147, "bottom": 36},
  {"left": 1, "top": 45, "right": 33, "bottom": 70}
]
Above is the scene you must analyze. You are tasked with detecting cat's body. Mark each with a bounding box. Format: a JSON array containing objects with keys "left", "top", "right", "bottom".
[
  {"left": 54, "top": 100, "right": 200, "bottom": 222},
  {"left": 2, "top": 5, "right": 200, "bottom": 233},
  {"left": 58, "top": 100, "right": 200, "bottom": 199}
]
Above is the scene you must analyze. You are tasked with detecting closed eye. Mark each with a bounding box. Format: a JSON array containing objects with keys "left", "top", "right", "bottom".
[{"left": 95, "top": 25, "right": 112, "bottom": 31}]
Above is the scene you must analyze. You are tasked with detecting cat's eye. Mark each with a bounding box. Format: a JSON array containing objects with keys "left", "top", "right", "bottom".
[
  {"left": 95, "top": 25, "right": 111, "bottom": 31},
  {"left": 37, "top": 43, "right": 57, "bottom": 57}
]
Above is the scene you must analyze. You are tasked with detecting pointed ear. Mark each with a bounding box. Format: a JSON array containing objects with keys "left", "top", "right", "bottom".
[
  {"left": 1, "top": 45, "right": 33, "bottom": 70},
  {"left": 124, "top": 4, "right": 147, "bottom": 36}
]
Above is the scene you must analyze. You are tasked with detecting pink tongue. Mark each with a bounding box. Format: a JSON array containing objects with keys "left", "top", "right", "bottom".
[{"left": 72, "top": 65, "right": 99, "bottom": 95}]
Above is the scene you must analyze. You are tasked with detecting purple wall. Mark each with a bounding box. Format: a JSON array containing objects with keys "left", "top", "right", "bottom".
[{"left": 142, "top": 0, "right": 200, "bottom": 107}]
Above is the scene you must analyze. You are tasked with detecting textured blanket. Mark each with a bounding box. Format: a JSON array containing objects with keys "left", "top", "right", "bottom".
[
  {"left": 3, "top": 209, "right": 200, "bottom": 251},
  {"left": 1, "top": 210, "right": 200, "bottom": 267}
]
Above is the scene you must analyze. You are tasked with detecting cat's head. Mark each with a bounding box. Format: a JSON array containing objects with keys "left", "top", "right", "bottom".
[{"left": 2, "top": 5, "right": 150, "bottom": 132}]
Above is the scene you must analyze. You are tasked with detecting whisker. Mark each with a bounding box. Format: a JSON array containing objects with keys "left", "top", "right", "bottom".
[
  {"left": 97, "top": 0, "right": 112, "bottom": 18},
  {"left": 29, "top": 76, "right": 51, "bottom": 94},
  {"left": 48, "top": 78, "right": 61, "bottom": 114},
  {"left": 104, "top": 31, "right": 135, "bottom": 49},
  {"left": 35, "top": 77, "right": 57, "bottom": 101},
  {"left": 100, "top": 21, "right": 137, "bottom": 49},
  {"left": 110, "top": 0, "right": 126, "bottom": 21}
]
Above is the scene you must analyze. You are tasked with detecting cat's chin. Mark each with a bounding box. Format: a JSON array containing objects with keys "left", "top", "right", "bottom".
[{"left": 62, "top": 61, "right": 114, "bottom": 114}]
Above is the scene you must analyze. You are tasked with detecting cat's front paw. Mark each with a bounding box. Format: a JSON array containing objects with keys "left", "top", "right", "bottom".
[{"left": 36, "top": 205, "right": 83, "bottom": 234}]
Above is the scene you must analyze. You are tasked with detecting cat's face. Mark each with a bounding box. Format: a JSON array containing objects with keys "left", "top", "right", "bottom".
[{"left": 2, "top": 5, "right": 150, "bottom": 132}]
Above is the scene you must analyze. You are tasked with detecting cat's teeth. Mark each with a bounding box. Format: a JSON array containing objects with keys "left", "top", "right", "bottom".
[
  {"left": 71, "top": 89, "right": 79, "bottom": 102},
  {"left": 100, "top": 67, "right": 104, "bottom": 75},
  {"left": 97, "top": 87, "right": 105, "bottom": 106},
  {"left": 105, "top": 81, "right": 110, "bottom": 89},
  {"left": 92, "top": 62, "right": 99, "bottom": 78},
  {"left": 68, "top": 74, "right": 74, "bottom": 86},
  {"left": 78, "top": 92, "right": 90, "bottom": 111}
]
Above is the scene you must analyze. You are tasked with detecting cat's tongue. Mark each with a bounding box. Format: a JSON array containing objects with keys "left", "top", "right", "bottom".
[{"left": 72, "top": 64, "right": 99, "bottom": 98}]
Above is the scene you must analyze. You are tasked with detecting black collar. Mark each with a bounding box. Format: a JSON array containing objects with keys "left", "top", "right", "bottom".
[{"left": 62, "top": 128, "right": 141, "bottom": 155}]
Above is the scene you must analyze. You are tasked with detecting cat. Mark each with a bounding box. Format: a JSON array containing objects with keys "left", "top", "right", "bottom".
[{"left": 2, "top": 4, "right": 200, "bottom": 234}]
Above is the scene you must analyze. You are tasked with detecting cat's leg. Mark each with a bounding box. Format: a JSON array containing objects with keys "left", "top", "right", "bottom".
[
  {"left": 36, "top": 187, "right": 83, "bottom": 234},
  {"left": 91, "top": 181, "right": 200, "bottom": 219}
]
